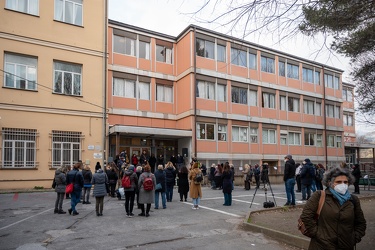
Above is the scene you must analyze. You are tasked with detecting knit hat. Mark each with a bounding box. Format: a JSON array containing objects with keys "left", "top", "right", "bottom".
[
  {"left": 128, "top": 165, "right": 135, "bottom": 171},
  {"left": 304, "top": 158, "right": 311, "bottom": 163},
  {"left": 285, "top": 154, "right": 292, "bottom": 160}
]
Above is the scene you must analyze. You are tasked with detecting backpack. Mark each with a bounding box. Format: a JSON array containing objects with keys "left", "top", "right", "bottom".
[
  {"left": 194, "top": 172, "right": 203, "bottom": 184},
  {"left": 143, "top": 174, "right": 154, "bottom": 191},
  {"left": 122, "top": 175, "right": 131, "bottom": 188}
]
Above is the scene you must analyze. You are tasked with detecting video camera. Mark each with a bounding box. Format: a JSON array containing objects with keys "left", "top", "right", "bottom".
[{"left": 263, "top": 201, "right": 275, "bottom": 208}]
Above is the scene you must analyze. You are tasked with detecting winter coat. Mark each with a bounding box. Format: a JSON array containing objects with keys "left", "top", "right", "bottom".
[
  {"left": 164, "top": 167, "right": 176, "bottom": 186},
  {"left": 54, "top": 170, "right": 66, "bottom": 193},
  {"left": 189, "top": 167, "right": 202, "bottom": 199},
  {"left": 177, "top": 172, "right": 189, "bottom": 194},
  {"left": 148, "top": 156, "right": 157, "bottom": 169},
  {"left": 82, "top": 169, "right": 93, "bottom": 186},
  {"left": 352, "top": 167, "right": 361, "bottom": 181},
  {"left": 209, "top": 166, "right": 215, "bottom": 181},
  {"left": 300, "top": 189, "right": 366, "bottom": 250},
  {"left": 222, "top": 170, "right": 233, "bottom": 194},
  {"left": 138, "top": 172, "right": 156, "bottom": 204},
  {"left": 300, "top": 162, "right": 315, "bottom": 185},
  {"left": 66, "top": 169, "right": 84, "bottom": 193},
  {"left": 91, "top": 170, "right": 108, "bottom": 197},
  {"left": 154, "top": 169, "right": 166, "bottom": 193},
  {"left": 123, "top": 169, "right": 138, "bottom": 192},
  {"left": 107, "top": 170, "right": 118, "bottom": 184},
  {"left": 284, "top": 159, "right": 296, "bottom": 181}
]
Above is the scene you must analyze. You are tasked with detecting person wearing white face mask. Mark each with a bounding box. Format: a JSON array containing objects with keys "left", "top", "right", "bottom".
[{"left": 300, "top": 166, "right": 366, "bottom": 250}]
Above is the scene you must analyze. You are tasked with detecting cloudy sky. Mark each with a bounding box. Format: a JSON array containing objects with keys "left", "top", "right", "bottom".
[{"left": 108, "top": 0, "right": 374, "bottom": 134}]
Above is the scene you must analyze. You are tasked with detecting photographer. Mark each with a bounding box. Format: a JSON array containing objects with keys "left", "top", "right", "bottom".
[
  {"left": 283, "top": 154, "right": 296, "bottom": 206},
  {"left": 261, "top": 163, "right": 269, "bottom": 189}
]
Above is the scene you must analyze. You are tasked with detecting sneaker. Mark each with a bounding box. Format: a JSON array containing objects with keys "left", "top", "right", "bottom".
[
  {"left": 284, "top": 202, "right": 290, "bottom": 206},
  {"left": 82, "top": 201, "right": 86, "bottom": 204},
  {"left": 126, "top": 214, "right": 130, "bottom": 218},
  {"left": 86, "top": 201, "right": 91, "bottom": 204},
  {"left": 72, "top": 211, "right": 79, "bottom": 216},
  {"left": 129, "top": 213, "right": 134, "bottom": 216},
  {"left": 192, "top": 206, "right": 196, "bottom": 210},
  {"left": 196, "top": 206, "right": 199, "bottom": 210},
  {"left": 54, "top": 209, "right": 58, "bottom": 214},
  {"left": 68, "top": 208, "right": 72, "bottom": 215},
  {"left": 58, "top": 210, "right": 66, "bottom": 214}
]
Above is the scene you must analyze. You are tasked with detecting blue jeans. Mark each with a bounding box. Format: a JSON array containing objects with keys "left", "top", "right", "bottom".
[
  {"left": 70, "top": 191, "right": 81, "bottom": 212},
  {"left": 311, "top": 179, "right": 317, "bottom": 192},
  {"left": 302, "top": 184, "right": 312, "bottom": 200},
  {"left": 166, "top": 184, "right": 174, "bottom": 201},
  {"left": 285, "top": 178, "right": 296, "bottom": 204},
  {"left": 223, "top": 193, "right": 232, "bottom": 206},
  {"left": 155, "top": 191, "right": 166, "bottom": 209},
  {"left": 192, "top": 197, "right": 200, "bottom": 206}
]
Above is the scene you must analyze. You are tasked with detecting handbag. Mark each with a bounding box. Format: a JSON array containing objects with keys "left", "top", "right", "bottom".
[
  {"left": 52, "top": 178, "right": 56, "bottom": 189},
  {"left": 298, "top": 190, "right": 325, "bottom": 237},
  {"left": 65, "top": 171, "right": 78, "bottom": 194},
  {"left": 155, "top": 183, "right": 162, "bottom": 191}
]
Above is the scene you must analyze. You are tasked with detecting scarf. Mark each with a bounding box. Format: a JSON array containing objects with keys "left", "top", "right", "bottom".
[{"left": 329, "top": 187, "right": 351, "bottom": 206}]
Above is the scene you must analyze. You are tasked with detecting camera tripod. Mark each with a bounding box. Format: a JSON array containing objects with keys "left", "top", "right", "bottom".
[{"left": 249, "top": 180, "right": 277, "bottom": 208}]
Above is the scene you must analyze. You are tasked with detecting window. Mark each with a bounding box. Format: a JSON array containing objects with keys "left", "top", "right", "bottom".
[
  {"left": 261, "top": 56, "right": 275, "bottom": 73},
  {"left": 232, "top": 126, "right": 248, "bottom": 142},
  {"left": 54, "top": 0, "right": 82, "bottom": 26},
  {"left": 325, "top": 104, "right": 335, "bottom": 118},
  {"left": 2, "top": 128, "right": 37, "bottom": 168},
  {"left": 249, "top": 90, "right": 257, "bottom": 106},
  {"left": 217, "top": 84, "right": 226, "bottom": 102},
  {"left": 6, "top": 0, "right": 39, "bottom": 15},
  {"left": 304, "top": 133, "right": 315, "bottom": 146},
  {"left": 138, "top": 82, "right": 150, "bottom": 100},
  {"left": 327, "top": 135, "right": 335, "bottom": 147},
  {"left": 113, "top": 35, "right": 136, "bottom": 56},
  {"left": 287, "top": 63, "right": 299, "bottom": 79},
  {"left": 303, "top": 68, "right": 313, "bottom": 83},
  {"left": 335, "top": 105, "right": 341, "bottom": 118},
  {"left": 156, "top": 45, "right": 172, "bottom": 64},
  {"left": 139, "top": 41, "right": 150, "bottom": 59},
  {"left": 196, "top": 38, "right": 214, "bottom": 59},
  {"left": 303, "top": 100, "right": 315, "bottom": 115},
  {"left": 52, "top": 130, "right": 81, "bottom": 168},
  {"left": 280, "top": 133, "right": 287, "bottom": 145},
  {"left": 197, "top": 123, "right": 214, "bottom": 140},
  {"left": 289, "top": 132, "right": 301, "bottom": 145},
  {"left": 156, "top": 84, "right": 173, "bottom": 102},
  {"left": 232, "top": 86, "right": 247, "bottom": 104},
  {"left": 4, "top": 53, "right": 37, "bottom": 90},
  {"left": 316, "top": 134, "right": 323, "bottom": 147},
  {"left": 343, "top": 114, "right": 353, "bottom": 126},
  {"left": 314, "top": 71, "right": 321, "bottom": 85},
  {"left": 113, "top": 78, "right": 135, "bottom": 98},
  {"left": 279, "top": 61, "right": 285, "bottom": 77},
  {"left": 280, "top": 96, "right": 286, "bottom": 111},
  {"left": 324, "top": 74, "right": 340, "bottom": 89},
  {"left": 249, "top": 53, "right": 257, "bottom": 69},
  {"left": 343, "top": 88, "right": 353, "bottom": 102},
  {"left": 336, "top": 136, "right": 342, "bottom": 148},
  {"left": 316, "top": 102, "right": 322, "bottom": 116},
  {"left": 231, "top": 48, "right": 247, "bottom": 67},
  {"left": 218, "top": 125, "right": 227, "bottom": 141},
  {"left": 217, "top": 44, "right": 226, "bottom": 62},
  {"left": 262, "top": 129, "right": 276, "bottom": 144},
  {"left": 197, "top": 80, "right": 215, "bottom": 100},
  {"left": 288, "top": 96, "right": 300, "bottom": 112},
  {"left": 53, "top": 61, "right": 81, "bottom": 96},
  {"left": 262, "top": 92, "right": 275, "bottom": 109},
  {"left": 250, "top": 127, "right": 258, "bottom": 143}
]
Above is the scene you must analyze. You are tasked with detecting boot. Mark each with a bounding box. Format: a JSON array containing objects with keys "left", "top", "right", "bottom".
[
  {"left": 54, "top": 208, "right": 58, "bottom": 214},
  {"left": 138, "top": 204, "right": 145, "bottom": 216},
  {"left": 58, "top": 210, "right": 66, "bottom": 214},
  {"left": 68, "top": 208, "right": 72, "bottom": 215},
  {"left": 146, "top": 204, "right": 151, "bottom": 217}
]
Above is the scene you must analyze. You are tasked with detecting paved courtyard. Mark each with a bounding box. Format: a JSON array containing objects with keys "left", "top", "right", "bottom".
[{"left": 0, "top": 184, "right": 372, "bottom": 250}]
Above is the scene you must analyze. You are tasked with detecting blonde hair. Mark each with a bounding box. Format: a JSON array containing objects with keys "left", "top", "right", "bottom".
[
  {"left": 84, "top": 165, "right": 91, "bottom": 171},
  {"left": 158, "top": 164, "right": 164, "bottom": 170}
]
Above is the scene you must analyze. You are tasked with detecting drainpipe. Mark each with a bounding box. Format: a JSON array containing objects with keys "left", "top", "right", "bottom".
[
  {"left": 193, "top": 27, "right": 197, "bottom": 159},
  {"left": 102, "top": 0, "right": 108, "bottom": 169},
  {"left": 322, "top": 67, "right": 328, "bottom": 167}
]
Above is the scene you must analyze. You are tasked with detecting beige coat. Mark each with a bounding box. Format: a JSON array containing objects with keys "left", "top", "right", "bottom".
[{"left": 189, "top": 167, "right": 202, "bottom": 199}]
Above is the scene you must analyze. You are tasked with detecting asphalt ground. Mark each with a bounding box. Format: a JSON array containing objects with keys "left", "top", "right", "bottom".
[{"left": 0, "top": 184, "right": 373, "bottom": 250}]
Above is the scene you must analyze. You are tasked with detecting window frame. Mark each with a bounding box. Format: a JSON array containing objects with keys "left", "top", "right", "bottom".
[
  {"left": 303, "top": 100, "right": 315, "bottom": 115},
  {"left": 196, "top": 38, "right": 214, "bottom": 59},
  {"left": 288, "top": 132, "right": 301, "bottom": 145},
  {"left": 197, "top": 123, "right": 215, "bottom": 140},
  {"left": 2, "top": 128, "right": 37, "bottom": 168},
  {"left": 231, "top": 47, "right": 247, "bottom": 67},
  {"left": 231, "top": 86, "right": 248, "bottom": 105},
  {"left": 196, "top": 80, "right": 215, "bottom": 100},
  {"left": 4, "top": 53, "right": 37, "bottom": 91},
  {"left": 52, "top": 130, "right": 82, "bottom": 168},
  {"left": 262, "top": 129, "right": 276, "bottom": 144},
  {"left": 262, "top": 92, "right": 275, "bottom": 109},
  {"left": 218, "top": 124, "right": 227, "bottom": 141},
  {"left": 5, "top": 0, "right": 39, "bottom": 15},
  {"left": 287, "top": 63, "right": 299, "bottom": 79},
  {"left": 112, "top": 77, "right": 136, "bottom": 98},
  {"left": 217, "top": 84, "right": 226, "bottom": 102},
  {"left": 249, "top": 52, "right": 257, "bottom": 69},
  {"left": 288, "top": 96, "right": 300, "bottom": 112},
  {"left": 304, "top": 133, "right": 315, "bottom": 146},
  {"left": 250, "top": 127, "right": 258, "bottom": 143},
  {"left": 217, "top": 44, "right": 226, "bottom": 62},
  {"left": 261, "top": 56, "right": 275, "bottom": 73},
  {"left": 156, "top": 84, "right": 173, "bottom": 103},
  {"left": 138, "top": 81, "right": 150, "bottom": 100},
  {"left": 113, "top": 34, "right": 136, "bottom": 56},
  {"left": 156, "top": 45, "right": 173, "bottom": 64},
  {"left": 302, "top": 67, "right": 313, "bottom": 83},
  {"left": 53, "top": 61, "right": 82, "bottom": 96},
  {"left": 54, "top": 0, "right": 83, "bottom": 26},
  {"left": 232, "top": 126, "right": 248, "bottom": 142}
]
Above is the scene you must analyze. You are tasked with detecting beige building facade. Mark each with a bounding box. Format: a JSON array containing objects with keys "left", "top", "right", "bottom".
[{"left": 0, "top": 0, "right": 107, "bottom": 189}]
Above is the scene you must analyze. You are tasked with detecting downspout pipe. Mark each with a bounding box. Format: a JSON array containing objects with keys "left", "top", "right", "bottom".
[
  {"left": 102, "top": 0, "right": 108, "bottom": 169},
  {"left": 322, "top": 67, "right": 328, "bottom": 167},
  {"left": 193, "top": 27, "right": 197, "bottom": 159}
]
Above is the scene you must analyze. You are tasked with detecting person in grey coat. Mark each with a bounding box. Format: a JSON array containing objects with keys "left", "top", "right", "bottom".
[
  {"left": 123, "top": 165, "right": 138, "bottom": 217},
  {"left": 54, "top": 166, "right": 67, "bottom": 214},
  {"left": 91, "top": 169, "right": 108, "bottom": 216},
  {"left": 138, "top": 165, "right": 156, "bottom": 217}
]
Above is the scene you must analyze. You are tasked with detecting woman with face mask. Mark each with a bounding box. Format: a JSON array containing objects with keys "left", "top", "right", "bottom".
[{"left": 299, "top": 166, "right": 366, "bottom": 250}]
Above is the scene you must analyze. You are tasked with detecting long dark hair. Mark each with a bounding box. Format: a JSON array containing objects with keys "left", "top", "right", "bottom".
[{"left": 180, "top": 166, "right": 188, "bottom": 174}]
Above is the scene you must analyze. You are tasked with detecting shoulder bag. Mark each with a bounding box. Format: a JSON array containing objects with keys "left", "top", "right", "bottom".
[
  {"left": 65, "top": 171, "right": 78, "bottom": 194},
  {"left": 298, "top": 190, "right": 325, "bottom": 237}
]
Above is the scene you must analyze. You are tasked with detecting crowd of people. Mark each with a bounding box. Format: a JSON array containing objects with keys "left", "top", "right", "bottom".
[{"left": 53, "top": 153, "right": 367, "bottom": 249}]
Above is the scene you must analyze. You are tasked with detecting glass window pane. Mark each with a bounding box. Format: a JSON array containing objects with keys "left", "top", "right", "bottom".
[
  {"left": 217, "top": 45, "right": 226, "bottom": 62},
  {"left": 205, "top": 41, "right": 214, "bottom": 59},
  {"left": 156, "top": 45, "right": 165, "bottom": 62},
  {"left": 196, "top": 39, "right": 205, "bottom": 57},
  {"left": 114, "top": 35, "right": 126, "bottom": 54},
  {"left": 249, "top": 53, "right": 256, "bottom": 69},
  {"left": 74, "top": 3, "right": 82, "bottom": 25},
  {"left": 65, "top": 1, "right": 73, "bottom": 23}
]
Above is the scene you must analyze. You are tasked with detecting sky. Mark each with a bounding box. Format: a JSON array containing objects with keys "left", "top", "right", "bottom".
[{"left": 108, "top": 0, "right": 374, "bottom": 134}]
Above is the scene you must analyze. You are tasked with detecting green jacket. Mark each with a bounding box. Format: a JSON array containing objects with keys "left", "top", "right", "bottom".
[{"left": 300, "top": 189, "right": 366, "bottom": 250}]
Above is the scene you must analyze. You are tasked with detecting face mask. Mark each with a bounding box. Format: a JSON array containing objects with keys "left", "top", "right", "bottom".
[
  {"left": 303, "top": 161, "right": 306, "bottom": 165},
  {"left": 284, "top": 159, "right": 287, "bottom": 163},
  {"left": 334, "top": 183, "right": 348, "bottom": 195}
]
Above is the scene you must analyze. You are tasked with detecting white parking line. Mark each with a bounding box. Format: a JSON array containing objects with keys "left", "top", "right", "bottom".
[
  {"left": 183, "top": 202, "right": 241, "bottom": 218},
  {"left": 232, "top": 199, "right": 260, "bottom": 205}
]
